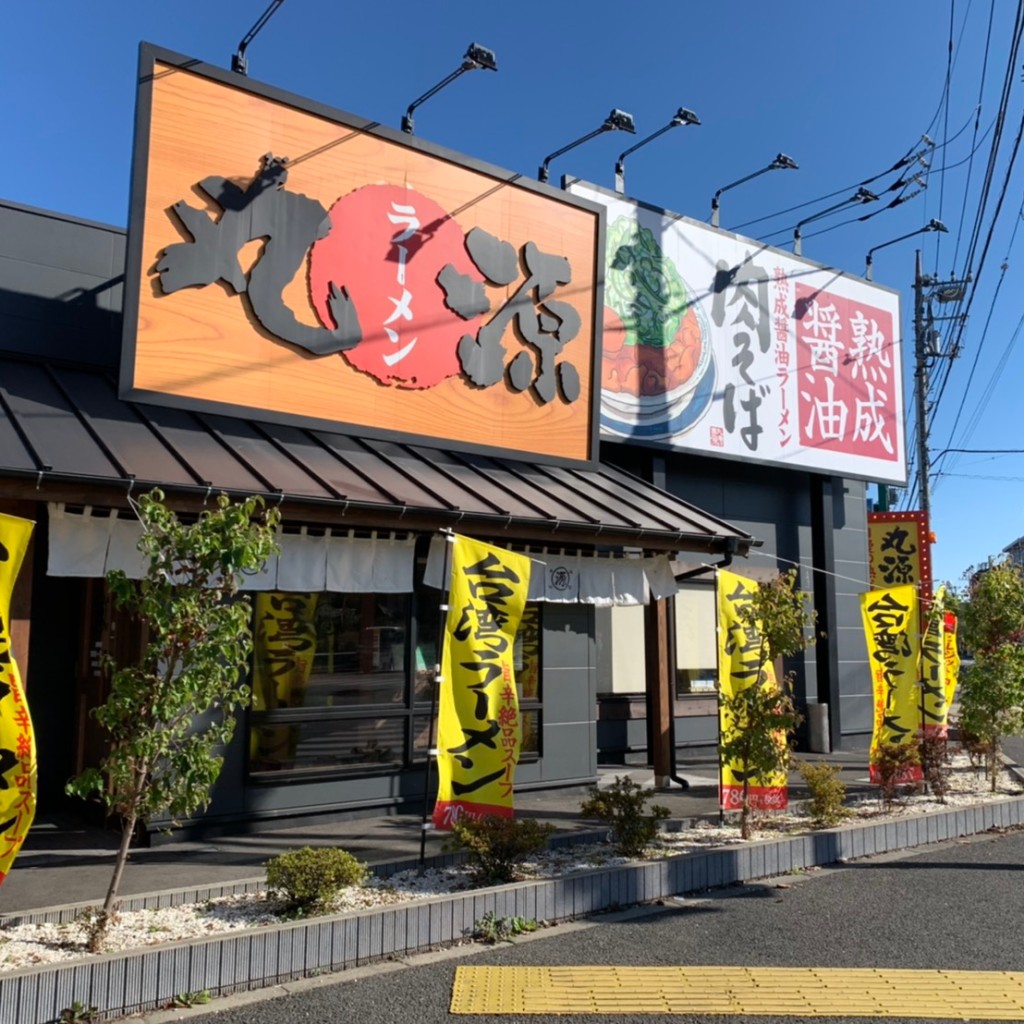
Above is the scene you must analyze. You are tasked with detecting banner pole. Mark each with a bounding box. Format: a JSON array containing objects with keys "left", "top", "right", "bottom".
[
  {"left": 715, "top": 569, "right": 724, "bottom": 827},
  {"left": 419, "top": 530, "right": 454, "bottom": 867}
]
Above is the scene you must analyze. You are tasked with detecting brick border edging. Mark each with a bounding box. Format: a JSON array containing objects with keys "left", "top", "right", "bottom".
[
  {"left": 0, "top": 827, "right": 614, "bottom": 928},
  {"left": 2, "top": 797, "right": 1022, "bottom": 1024}
]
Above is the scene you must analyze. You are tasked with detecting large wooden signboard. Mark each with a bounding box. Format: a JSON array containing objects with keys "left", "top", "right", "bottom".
[{"left": 121, "top": 46, "right": 601, "bottom": 464}]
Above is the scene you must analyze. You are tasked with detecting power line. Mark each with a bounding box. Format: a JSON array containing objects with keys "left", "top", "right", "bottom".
[
  {"left": 725, "top": 113, "right": 977, "bottom": 234},
  {"left": 934, "top": 14, "right": 1024, "bottom": 460},
  {"left": 756, "top": 125, "right": 993, "bottom": 248},
  {"left": 933, "top": 0, "right": 957, "bottom": 271},
  {"left": 918, "top": 2, "right": 1024, "bottom": 505},
  {"left": 951, "top": 0, "right": 997, "bottom": 272}
]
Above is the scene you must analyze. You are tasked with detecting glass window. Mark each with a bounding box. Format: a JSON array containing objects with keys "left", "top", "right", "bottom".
[
  {"left": 674, "top": 583, "right": 718, "bottom": 696},
  {"left": 515, "top": 604, "right": 541, "bottom": 701},
  {"left": 413, "top": 576, "right": 442, "bottom": 705},
  {"left": 249, "top": 716, "right": 406, "bottom": 774},
  {"left": 251, "top": 592, "right": 408, "bottom": 711},
  {"left": 248, "top": 588, "right": 545, "bottom": 777},
  {"left": 413, "top": 709, "right": 541, "bottom": 759}
]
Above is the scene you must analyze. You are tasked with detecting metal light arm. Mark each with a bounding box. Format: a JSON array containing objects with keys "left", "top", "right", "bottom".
[
  {"left": 864, "top": 219, "right": 947, "bottom": 280},
  {"left": 793, "top": 188, "right": 877, "bottom": 255},
  {"left": 710, "top": 153, "right": 797, "bottom": 227},
  {"left": 615, "top": 107, "right": 700, "bottom": 193},
  {"left": 401, "top": 43, "right": 497, "bottom": 135},
  {"left": 539, "top": 109, "right": 635, "bottom": 184},
  {"left": 232, "top": 0, "right": 287, "bottom": 76}
]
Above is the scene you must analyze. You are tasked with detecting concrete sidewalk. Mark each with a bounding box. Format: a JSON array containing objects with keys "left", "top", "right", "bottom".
[{"left": 0, "top": 750, "right": 875, "bottom": 915}]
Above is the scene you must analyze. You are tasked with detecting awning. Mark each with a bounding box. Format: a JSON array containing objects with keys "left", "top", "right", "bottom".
[{"left": 0, "top": 356, "right": 754, "bottom": 555}]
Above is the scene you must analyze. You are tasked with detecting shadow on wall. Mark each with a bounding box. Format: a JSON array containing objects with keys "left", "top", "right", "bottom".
[{"left": 0, "top": 277, "right": 124, "bottom": 368}]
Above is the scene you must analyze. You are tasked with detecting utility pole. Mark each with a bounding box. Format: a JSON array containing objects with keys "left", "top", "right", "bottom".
[
  {"left": 914, "top": 250, "right": 931, "bottom": 517},
  {"left": 913, "top": 258, "right": 970, "bottom": 517}
]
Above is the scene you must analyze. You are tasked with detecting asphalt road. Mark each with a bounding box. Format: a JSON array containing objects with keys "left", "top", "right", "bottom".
[{"left": 161, "top": 826, "right": 1024, "bottom": 1024}]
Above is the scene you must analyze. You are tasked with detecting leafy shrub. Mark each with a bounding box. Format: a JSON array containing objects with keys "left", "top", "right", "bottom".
[
  {"left": 579, "top": 776, "right": 669, "bottom": 856},
  {"left": 957, "top": 717, "right": 995, "bottom": 771},
  {"left": 950, "top": 561, "right": 1024, "bottom": 790},
  {"left": 59, "top": 1002, "right": 98, "bottom": 1024},
  {"left": 872, "top": 740, "right": 921, "bottom": 810},
  {"left": 171, "top": 991, "right": 212, "bottom": 1008},
  {"left": 448, "top": 815, "right": 555, "bottom": 884},
  {"left": 918, "top": 731, "right": 952, "bottom": 801},
  {"left": 265, "top": 846, "right": 369, "bottom": 912},
  {"left": 472, "top": 910, "right": 540, "bottom": 943},
  {"left": 796, "top": 760, "right": 850, "bottom": 828}
]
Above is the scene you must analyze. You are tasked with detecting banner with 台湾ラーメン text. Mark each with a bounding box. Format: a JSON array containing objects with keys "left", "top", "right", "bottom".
[
  {"left": 860, "top": 585, "right": 921, "bottom": 783},
  {"left": 0, "top": 513, "right": 36, "bottom": 887},
  {"left": 433, "top": 536, "right": 531, "bottom": 829},
  {"left": 716, "top": 569, "right": 788, "bottom": 812}
]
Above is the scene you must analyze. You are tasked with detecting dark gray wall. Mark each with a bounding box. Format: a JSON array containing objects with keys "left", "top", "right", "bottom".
[
  {"left": 602, "top": 443, "right": 871, "bottom": 749},
  {"left": 155, "top": 602, "right": 599, "bottom": 832},
  {"left": 0, "top": 200, "right": 124, "bottom": 367},
  {"left": 532, "top": 604, "right": 597, "bottom": 784}
]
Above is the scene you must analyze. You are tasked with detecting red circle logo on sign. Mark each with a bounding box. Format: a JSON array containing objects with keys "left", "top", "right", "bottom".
[{"left": 309, "top": 184, "right": 483, "bottom": 389}]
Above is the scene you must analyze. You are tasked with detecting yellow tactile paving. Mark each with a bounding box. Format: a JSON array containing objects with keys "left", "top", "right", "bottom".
[{"left": 450, "top": 966, "right": 1024, "bottom": 1018}]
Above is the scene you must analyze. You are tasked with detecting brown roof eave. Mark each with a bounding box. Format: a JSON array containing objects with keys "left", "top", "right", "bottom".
[{"left": 1, "top": 470, "right": 755, "bottom": 556}]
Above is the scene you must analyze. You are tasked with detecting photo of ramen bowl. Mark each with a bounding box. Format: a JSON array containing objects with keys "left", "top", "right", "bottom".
[{"left": 600, "top": 216, "right": 715, "bottom": 435}]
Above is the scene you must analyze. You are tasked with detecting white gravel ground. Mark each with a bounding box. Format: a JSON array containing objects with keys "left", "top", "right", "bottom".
[{"left": 0, "top": 754, "right": 1018, "bottom": 971}]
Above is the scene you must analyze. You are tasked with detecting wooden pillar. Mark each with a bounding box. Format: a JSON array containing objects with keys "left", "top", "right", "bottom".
[{"left": 644, "top": 597, "right": 673, "bottom": 787}]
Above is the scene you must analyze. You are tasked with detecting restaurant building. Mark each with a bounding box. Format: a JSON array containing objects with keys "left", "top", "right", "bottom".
[{"left": 0, "top": 45, "right": 903, "bottom": 835}]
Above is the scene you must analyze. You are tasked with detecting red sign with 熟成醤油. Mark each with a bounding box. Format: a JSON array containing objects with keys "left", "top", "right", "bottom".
[{"left": 795, "top": 285, "right": 898, "bottom": 462}]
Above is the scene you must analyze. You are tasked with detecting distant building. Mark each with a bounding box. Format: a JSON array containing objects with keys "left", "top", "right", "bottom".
[{"left": 1003, "top": 536, "right": 1024, "bottom": 568}]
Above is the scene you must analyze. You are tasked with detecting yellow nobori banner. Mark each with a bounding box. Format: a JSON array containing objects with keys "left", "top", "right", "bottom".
[
  {"left": 433, "top": 536, "right": 531, "bottom": 830},
  {"left": 919, "top": 585, "right": 949, "bottom": 736},
  {"left": 716, "top": 569, "right": 788, "bottom": 811},
  {"left": 0, "top": 513, "right": 36, "bottom": 887},
  {"left": 860, "top": 585, "right": 920, "bottom": 783}
]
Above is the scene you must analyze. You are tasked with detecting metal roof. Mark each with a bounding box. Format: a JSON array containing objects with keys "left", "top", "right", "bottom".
[{"left": 0, "top": 356, "right": 753, "bottom": 554}]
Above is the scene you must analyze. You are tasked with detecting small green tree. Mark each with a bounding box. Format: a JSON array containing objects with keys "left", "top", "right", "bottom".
[
  {"left": 719, "top": 570, "right": 814, "bottom": 838},
  {"left": 66, "top": 489, "right": 279, "bottom": 949},
  {"left": 795, "top": 760, "right": 849, "bottom": 828},
  {"left": 949, "top": 560, "right": 1024, "bottom": 791},
  {"left": 579, "top": 776, "right": 670, "bottom": 856}
]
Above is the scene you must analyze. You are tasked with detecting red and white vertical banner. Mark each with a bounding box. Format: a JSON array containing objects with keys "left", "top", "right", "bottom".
[
  {"left": 943, "top": 612, "right": 961, "bottom": 710},
  {"left": 0, "top": 514, "right": 36, "bottom": 887},
  {"left": 432, "top": 536, "right": 531, "bottom": 830}
]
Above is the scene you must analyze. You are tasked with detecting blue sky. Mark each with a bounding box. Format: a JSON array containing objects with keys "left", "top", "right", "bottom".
[{"left": 5, "top": 1, "right": 1022, "bottom": 589}]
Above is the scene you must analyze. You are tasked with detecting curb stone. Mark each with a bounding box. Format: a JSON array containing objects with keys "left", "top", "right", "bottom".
[{"left": 2, "top": 796, "right": 1023, "bottom": 1024}]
